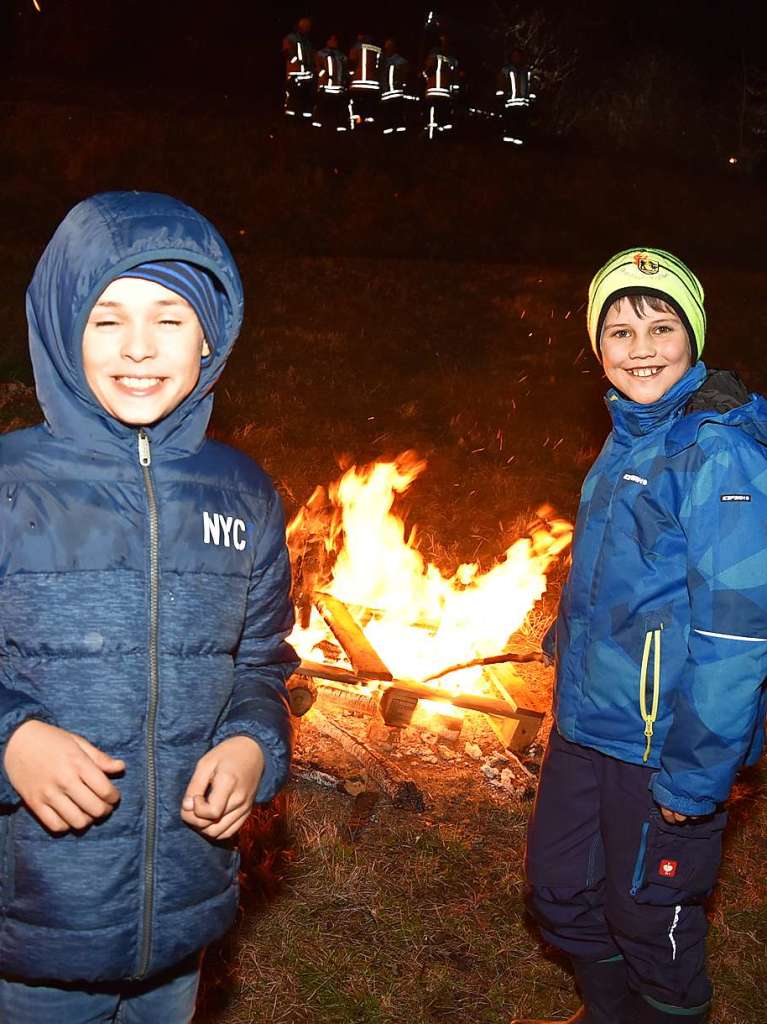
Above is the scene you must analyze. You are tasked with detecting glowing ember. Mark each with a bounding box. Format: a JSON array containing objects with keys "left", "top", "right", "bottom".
[{"left": 288, "top": 452, "right": 572, "bottom": 694}]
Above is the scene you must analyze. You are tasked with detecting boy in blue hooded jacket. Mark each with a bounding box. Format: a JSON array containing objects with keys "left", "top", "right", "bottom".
[
  {"left": 511, "top": 249, "right": 767, "bottom": 1024},
  {"left": 0, "top": 192, "right": 298, "bottom": 1022}
]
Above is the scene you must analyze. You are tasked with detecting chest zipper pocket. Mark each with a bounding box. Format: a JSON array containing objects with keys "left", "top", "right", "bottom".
[{"left": 640, "top": 626, "right": 662, "bottom": 762}]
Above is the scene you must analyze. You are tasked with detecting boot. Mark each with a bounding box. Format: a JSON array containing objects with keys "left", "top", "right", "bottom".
[
  {"left": 572, "top": 957, "right": 635, "bottom": 1024},
  {"left": 634, "top": 994, "right": 709, "bottom": 1022},
  {"left": 509, "top": 956, "right": 634, "bottom": 1024}
]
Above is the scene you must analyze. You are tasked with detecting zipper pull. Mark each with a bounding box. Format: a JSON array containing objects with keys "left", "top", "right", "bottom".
[{"left": 138, "top": 430, "right": 151, "bottom": 467}]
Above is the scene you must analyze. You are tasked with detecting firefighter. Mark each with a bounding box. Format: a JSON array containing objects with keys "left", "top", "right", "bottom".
[
  {"left": 282, "top": 17, "right": 315, "bottom": 121},
  {"left": 348, "top": 33, "right": 382, "bottom": 126},
  {"left": 422, "top": 35, "right": 461, "bottom": 140},
  {"left": 380, "top": 38, "right": 411, "bottom": 136},
  {"left": 497, "top": 48, "right": 536, "bottom": 145},
  {"left": 313, "top": 34, "right": 350, "bottom": 132}
]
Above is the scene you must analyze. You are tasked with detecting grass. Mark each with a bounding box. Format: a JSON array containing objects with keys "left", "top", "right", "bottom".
[{"left": 1, "top": 100, "right": 767, "bottom": 1021}]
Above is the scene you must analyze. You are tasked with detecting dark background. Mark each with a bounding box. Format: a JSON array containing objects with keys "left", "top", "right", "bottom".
[{"left": 3, "top": 1, "right": 767, "bottom": 101}]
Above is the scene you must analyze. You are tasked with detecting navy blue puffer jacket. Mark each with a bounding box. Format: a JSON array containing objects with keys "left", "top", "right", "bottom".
[{"left": 0, "top": 192, "right": 297, "bottom": 983}]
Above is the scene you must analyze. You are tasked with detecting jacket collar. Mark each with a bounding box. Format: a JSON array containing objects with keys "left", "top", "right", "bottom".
[{"left": 605, "top": 362, "right": 707, "bottom": 441}]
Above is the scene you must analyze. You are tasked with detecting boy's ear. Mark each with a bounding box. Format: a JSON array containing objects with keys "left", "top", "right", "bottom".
[{"left": 202, "top": 338, "right": 211, "bottom": 358}]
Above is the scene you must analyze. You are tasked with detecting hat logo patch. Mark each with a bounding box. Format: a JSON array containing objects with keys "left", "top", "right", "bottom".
[{"left": 634, "top": 252, "right": 659, "bottom": 275}]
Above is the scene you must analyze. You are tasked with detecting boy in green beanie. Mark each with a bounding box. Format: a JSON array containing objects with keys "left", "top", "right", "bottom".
[{"left": 511, "top": 249, "right": 767, "bottom": 1023}]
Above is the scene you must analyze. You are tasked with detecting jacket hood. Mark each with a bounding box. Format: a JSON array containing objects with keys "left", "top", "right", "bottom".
[
  {"left": 26, "top": 191, "right": 244, "bottom": 461},
  {"left": 665, "top": 391, "right": 767, "bottom": 457},
  {"left": 664, "top": 367, "right": 767, "bottom": 456}
]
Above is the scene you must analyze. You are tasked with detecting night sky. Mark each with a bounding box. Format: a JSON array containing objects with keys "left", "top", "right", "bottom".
[{"left": 3, "top": 1, "right": 766, "bottom": 102}]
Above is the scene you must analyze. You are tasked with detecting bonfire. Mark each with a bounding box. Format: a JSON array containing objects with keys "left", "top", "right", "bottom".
[{"left": 286, "top": 452, "right": 572, "bottom": 738}]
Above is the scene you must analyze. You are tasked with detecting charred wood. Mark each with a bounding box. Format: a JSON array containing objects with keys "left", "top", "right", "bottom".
[{"left": 309, "top": 708, "right": 425, "bottom": 811}]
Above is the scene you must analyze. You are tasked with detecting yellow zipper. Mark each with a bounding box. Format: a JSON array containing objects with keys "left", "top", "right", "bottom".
[{"left": 639, "top": 627, "right": 662, "bottom": 762}]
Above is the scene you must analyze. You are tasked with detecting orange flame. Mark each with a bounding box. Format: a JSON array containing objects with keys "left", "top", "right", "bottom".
[{"left": 288, "top": 452, "right": 571, "bottom": 693}]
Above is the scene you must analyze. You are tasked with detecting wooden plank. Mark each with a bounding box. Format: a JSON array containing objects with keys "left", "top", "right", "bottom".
[
  {"left": 314, "top": 592, "right": 393, "bottom": 681},
  {"left": 296, "top": 659, "right": 368, "bottom": 686},
  {"left": 485, "top": 709, "right": 545, "bottom": 752},
  {"left": 482, "top": 661, "right": 545, "bottom": 752},
  {"left": 297, "top": 661, "right": 539, "bottom": 724}
]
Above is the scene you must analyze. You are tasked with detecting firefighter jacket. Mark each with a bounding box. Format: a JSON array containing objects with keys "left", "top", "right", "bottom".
[
  {"left": 0, "top": 191, "right": 297, "bottom": 983},
  {"left": 349, "top": 41, "right": 382, "bottom": 92},
  {"left": 497, "top": 63, "right": 535, "bottom": 107},
  {"left": 283, "top": 31, "right": 314, "bottom": 82},
  {"left": 546, "top": 363, "right": 767, "bottom": 817},
  {"left": 381, "top": 54, "right": 410, "bottom": 101},
  {"left": 424, "top": 50, "right": 460, "bottom": 99},
  {"left": 315, "top": 47, "right": 347, "bottom": 94}
]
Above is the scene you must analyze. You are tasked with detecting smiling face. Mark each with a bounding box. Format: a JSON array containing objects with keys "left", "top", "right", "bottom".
[
  {"left": 82, "top": 277, "right": 210, "bottom": 426},
  {"left": 600, "top": 296, "right": 692, "bottom": 404}
]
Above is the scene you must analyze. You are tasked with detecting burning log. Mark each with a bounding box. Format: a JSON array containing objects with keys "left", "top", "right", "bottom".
[
  {"left": 309, "top": 708, "right": 425, "bottom": 811},
  {"left": 315, "top": 681, "right": 380, "bottom": 717},
  {"left": 314, "top": 592, "right": 392, "bottom": 681}
]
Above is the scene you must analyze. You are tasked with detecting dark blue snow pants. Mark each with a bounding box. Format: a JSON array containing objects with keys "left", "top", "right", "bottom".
[{"left": 525, "top": 729, "right": 726, "bottom": 1012}]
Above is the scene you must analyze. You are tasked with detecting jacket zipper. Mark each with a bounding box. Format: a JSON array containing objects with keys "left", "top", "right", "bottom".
[
  {"left": 137, "top": 429, "right": 159, "bottom": 977},
  {"left": 639, "top": 626, "right": 662, "bottom": 762}
]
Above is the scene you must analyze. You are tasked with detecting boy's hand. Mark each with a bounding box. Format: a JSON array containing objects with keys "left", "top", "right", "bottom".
[
  {"left": 3, "top": 720, "right": 124, "bottom": 834},
  {"left": 659, "top": 806, "right": 701, "bottom": 825},
  {"left": 181, "top": 736, "right": 264, "bottom": 840}
]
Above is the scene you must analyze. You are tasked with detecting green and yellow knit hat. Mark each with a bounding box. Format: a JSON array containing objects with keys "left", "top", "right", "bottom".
[{"left": 587, "top": 248, "right": 706, "bottom": 362}]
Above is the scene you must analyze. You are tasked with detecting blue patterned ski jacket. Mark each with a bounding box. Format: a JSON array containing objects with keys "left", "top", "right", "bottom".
[
  {"left": 0, "top": 192, "right": 297, "bottom": 983},
  {"left": 546, "top": 362, "right": 767, "bottom": 817}
]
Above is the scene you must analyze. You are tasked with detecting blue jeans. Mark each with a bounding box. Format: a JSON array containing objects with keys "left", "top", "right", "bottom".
[{"left": 0, "top": 959, "right": 200, "bottom": 1024}]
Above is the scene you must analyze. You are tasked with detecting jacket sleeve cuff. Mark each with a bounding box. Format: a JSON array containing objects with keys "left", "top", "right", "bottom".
[
  {"left": 0, "top": 703, "right": 57, "bottom": 805},
  {"left": 650, "top": 777, "right": 717, "bottom": 817},
  {"left": 213, "top": 722, "right": 291, "bottom": 805}
]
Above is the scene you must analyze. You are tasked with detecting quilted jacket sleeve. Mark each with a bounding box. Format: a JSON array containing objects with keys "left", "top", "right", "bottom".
[
  {"left": 0, "top": 684, "right": 57, "bottom": 805},
  {"left": 213, "top": 488, "right": 298, "bottom": 803},
  {"left": 651, "top": 437, "right": 767, "bottom": 816}
]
